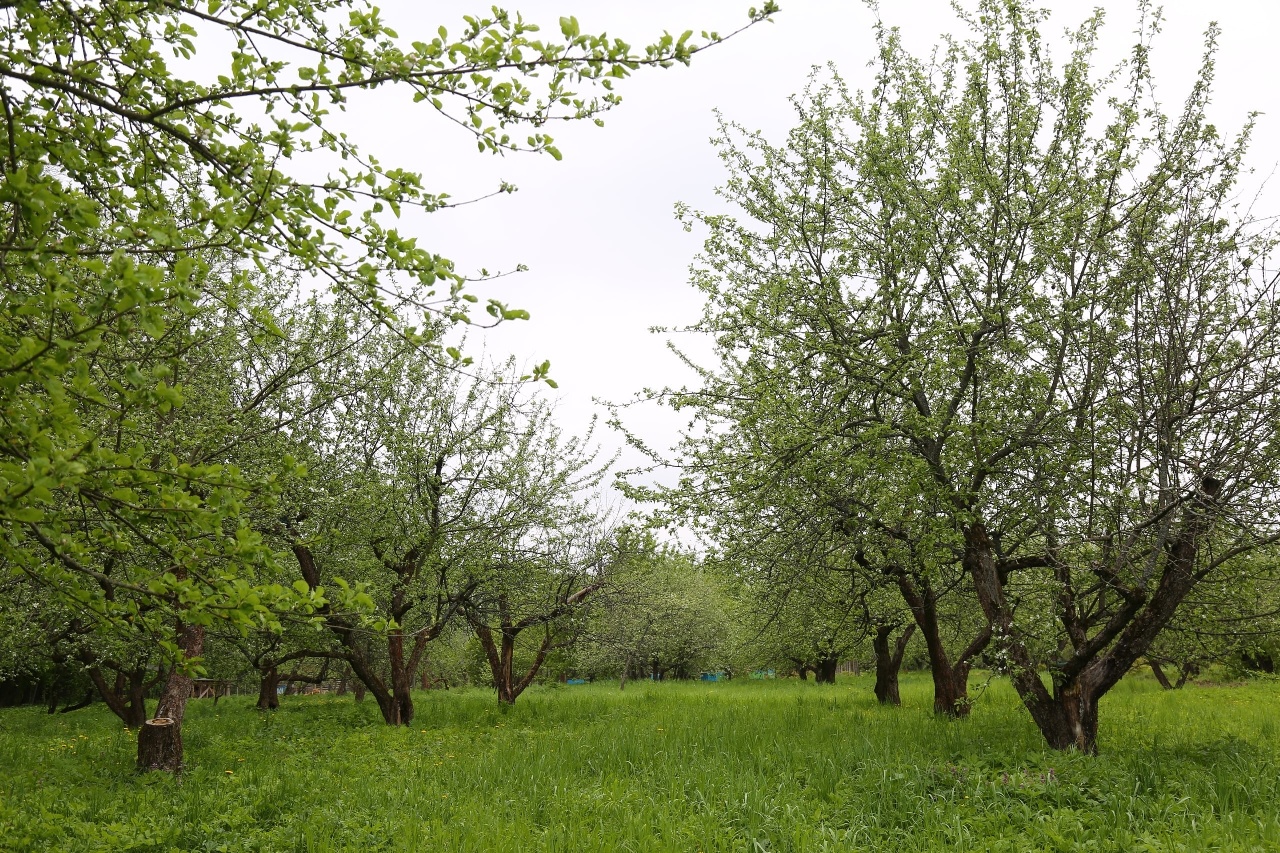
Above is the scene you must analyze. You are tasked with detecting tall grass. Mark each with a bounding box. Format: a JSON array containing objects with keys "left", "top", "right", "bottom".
[{"left": 1, "top": 674, "right": 1277, "bottom": 851}]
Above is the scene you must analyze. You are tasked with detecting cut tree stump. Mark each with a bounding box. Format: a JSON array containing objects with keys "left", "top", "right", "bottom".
[{"left": 137, "top": 717, "right": 183, "bottom": 773}]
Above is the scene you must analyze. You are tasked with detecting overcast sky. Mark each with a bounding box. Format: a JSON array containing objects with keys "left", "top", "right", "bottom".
[{"left": 341, "top": 1, "right": 1280, "bottom": 495}]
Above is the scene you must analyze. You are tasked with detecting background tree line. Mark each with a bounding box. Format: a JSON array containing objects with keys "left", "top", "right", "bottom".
[{"left": 0, "top": 0, "right": 777, "bottom": 773}]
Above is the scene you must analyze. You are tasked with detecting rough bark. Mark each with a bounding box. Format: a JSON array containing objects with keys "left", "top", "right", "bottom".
[
  {"left": 873, "top": 623, "right": 915, "bottom": 706},
  {"left": 290, "top": 540, "right": 455, "bottom": 726},
  {"left": 467, "top": 583, "right": 600, "bottom": 705},
  {"left": 137, "top": 623, "right": 203, "bottom": 773},
  {"left": 136, "top": 718, "right": 182, "bottom": 773},
  {"left": 474, "top": 620, "right": 555, "bottom": 705}
]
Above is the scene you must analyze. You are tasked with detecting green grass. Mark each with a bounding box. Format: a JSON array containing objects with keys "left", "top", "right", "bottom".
[{"left": 1, "top": 674, "right": 1278, "bottom": 851}]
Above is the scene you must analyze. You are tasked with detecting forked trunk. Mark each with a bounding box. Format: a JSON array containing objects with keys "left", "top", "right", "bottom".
[
  {"left": 966, "top": 479, "right": 1221, "bottom": 754},
  {"left": 895, "top": 572, "right": 984, "bottom": 717},
  {"left": 873, "top": 623, "right": 915, "bottom": 706},
  {"left": 1036, "top": 679, "right": 1101, "bottom": 754},
  {"left": 475, "top": 623, "right": 554, "bottom": 705},
  {"left": 85, "top": 663, "right": 153, "bottom": 729}
]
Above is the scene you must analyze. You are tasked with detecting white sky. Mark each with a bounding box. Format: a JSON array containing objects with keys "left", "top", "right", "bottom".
[{"left": 340, "top": 1, "right": 1280, "bottom": 495}]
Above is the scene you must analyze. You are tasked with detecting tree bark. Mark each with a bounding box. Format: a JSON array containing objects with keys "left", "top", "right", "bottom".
[
  {"left": 137, "top": 623, "right": 203, "bottom": 773},
  {"left": 873, "top": 623, "right": 915, "bottom": 705},
  {"left": 387, "top": 628, "right": 415, "bottom": 724},
  {"left": 475, "top": 621, "right": 555, "bottom": 705},
  {"left": 1149, "top": 661, "right": 1173, "bottom": 690},
  {"left": 814, "top": 655, "right": 840, "bottom": 684},
  {"left": 894, "top": 572, "right": 985, "bottom": 717},
  {"left": 136, "top": 718, "right": 182, "bottom": 773},
  {"left": 257, "top": 665, "right": 280, "bottom": 710}
]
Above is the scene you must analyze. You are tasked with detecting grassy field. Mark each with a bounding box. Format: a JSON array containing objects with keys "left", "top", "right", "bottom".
[{"left": 1, "top": 674, "right": 1277, "bottom": 852}]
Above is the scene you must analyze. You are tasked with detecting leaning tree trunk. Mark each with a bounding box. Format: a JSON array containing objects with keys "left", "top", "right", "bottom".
[
  {"left": 873, "top": 623, "right": 916, "bottom": 706},
  {"left": 1149, "top": 661, "right": 1174, "bottom": 690},
  {"left": 138, "top": 623, "right": 204, "bottom": 774}
]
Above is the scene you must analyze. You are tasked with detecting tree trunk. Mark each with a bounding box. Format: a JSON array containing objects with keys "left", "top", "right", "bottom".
[
  {"left": 474, "top": 622, "right": 554, "bottom": 705},
  {"left": 895, "top": 572, "right": 983, "bottom": 717},
  {"left": 1034, "top": 678, "right": 1101, "bottom": 753},
  {"left": 136, "top": 718, "right": 182, "bottom": 773},
  {"left": 966, "top": 480, "right": 1221, "bottom": 754},
  {"left": 59, "top": 690, "right": 97, "bottom": 714},
  {"left": 814, "top": 656, "right": 840, "bottom": 684},
  {"left": 86, "top": 666, "right": 152, "bottom": 730},
  {"left": 1150, "top": 661, "right": 1173, "bottom": 690},
  {"left": 873, "top": 623, "right": 915, "bottom": 706},
  {"left": 1242, "top": 651, "right": 1274, "bottom": 673},
  {"left": 257, "top": 665, "right": 280, "bottom": 710},
  {"left": 137, "top": 623, "right": 203, "bottom": 773}
]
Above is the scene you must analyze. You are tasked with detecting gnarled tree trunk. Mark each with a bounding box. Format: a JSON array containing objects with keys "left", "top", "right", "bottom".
[
  {"left": 894, "top": 571, "right": 987, "bottom": 717},
  {"left": 966, "top": 481, "right": 1221, "bottom": 754},
  {"left": 873, "top": 623, "right": 915, "bottom": 706},
  {"left": 83, "top": 657, "right": 157, "bottom": 729},
  {"left": 814, "top": 655, "right": 840, "bottom": 684}
]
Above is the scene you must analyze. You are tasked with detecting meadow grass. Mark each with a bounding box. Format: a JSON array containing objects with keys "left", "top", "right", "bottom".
[{"left": 1, "top": 673, "right": 1277, "bottom": 851}]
